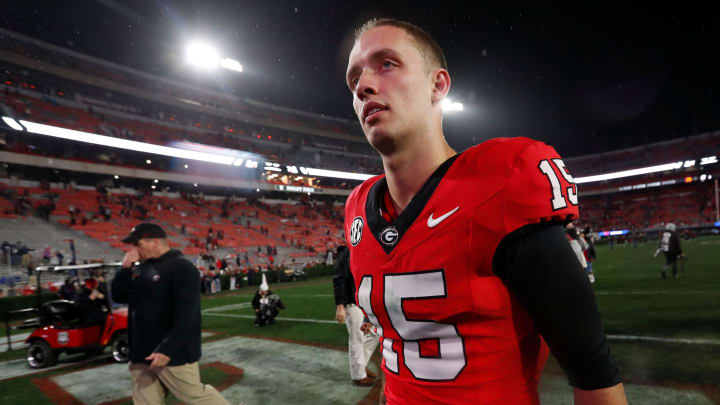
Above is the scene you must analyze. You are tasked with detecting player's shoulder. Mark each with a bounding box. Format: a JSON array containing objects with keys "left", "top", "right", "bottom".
[
  {"left": 460, "top": 136, "right": 555, "bottom": 168},
  {"left": 345, "top": 174, "right": 384, "bottom": 212},
  {"left": 450, "top": 137, "right": 558, "bottom": 193}
]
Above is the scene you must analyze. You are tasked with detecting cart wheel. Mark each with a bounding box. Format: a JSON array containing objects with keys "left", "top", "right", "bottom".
[
  {"left": 27, "top": 341, "right": 57, "bottom": 369},
  {"left": 111, "top": 332, "right": 129, "bottom": 363}
]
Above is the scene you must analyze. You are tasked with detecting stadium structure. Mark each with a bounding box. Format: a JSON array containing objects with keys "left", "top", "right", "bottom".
[
  {"left": 0, "top": 26, "right": 719, "bottom": 405},
  {"left": 1, "top": 27, "right": 718, "bottom": 262}
]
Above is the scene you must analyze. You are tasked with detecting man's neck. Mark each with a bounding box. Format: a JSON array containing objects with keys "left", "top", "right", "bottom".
[{"left": 381, "top": 131, "right": 455, "bottom": 214}]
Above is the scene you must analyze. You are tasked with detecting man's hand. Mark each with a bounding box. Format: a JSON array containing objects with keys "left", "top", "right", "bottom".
[
  {"left": 122, "top": 249, "right": 140, "bottom": 269},
  {"left": 573, "top": 383, "right": 628, "bottom": 405},
  {"left": 145, "top": 352, "right": 170, "bottom": 369},
  {"left": 335, "top": 305, "right": 346, "bottom": 323},
  {"left": 360, "top": 322, "right": 373, "bottom": 335}
]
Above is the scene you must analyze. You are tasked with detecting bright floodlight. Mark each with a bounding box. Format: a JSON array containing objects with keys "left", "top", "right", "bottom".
[
  {"left": 220, "top": 58, "right": 243, "bottom": 72},
  {"left": 442, "top": 98, "right": 464, "bottom": 112},
  {"left": 186, "top": 41, "right": 220, "bottom": 70}
]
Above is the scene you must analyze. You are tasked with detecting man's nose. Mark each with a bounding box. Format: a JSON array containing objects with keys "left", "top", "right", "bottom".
[{"left": 355, "top": 70, "right": 378, "bottom": 100}]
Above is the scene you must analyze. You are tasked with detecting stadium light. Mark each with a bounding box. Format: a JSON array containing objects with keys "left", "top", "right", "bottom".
[
  {"left": 2, "top": 117, "right": 23, "bottom": 131},
  {"left": 302, "top": 167, "right": 374, "bottom": 181},
  {"left": 442, "top": 98, "right": 464, "bottom": 112},
  {"left": 185, "top": 41, "right": 220, "bottom": 70},
  {"left": 598, "top": 230, "right": 629, "bottom": 237},
  {"left": 220, "top": 58, "right": 243, "bottom": 72},
  {"left": 185, "top": 41, "right": 243, "bottom": 73},
  {"left": 19, "top": 120, "right": 238, "bottom": 165},
  {"left": 574, "top": 162, "right": 685, "bottom": 184},
  {"left": 20, "top": 117, "right": 717, "bottom": 186}
]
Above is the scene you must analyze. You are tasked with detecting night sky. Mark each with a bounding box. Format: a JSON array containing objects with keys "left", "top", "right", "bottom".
[{"left": 2, "top": 1, "right": 719, "bottom": 158}]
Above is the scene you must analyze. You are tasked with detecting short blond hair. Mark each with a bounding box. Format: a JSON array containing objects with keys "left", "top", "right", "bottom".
[{"left": 355, "top": 18, "right": 447, "bottom": 72}]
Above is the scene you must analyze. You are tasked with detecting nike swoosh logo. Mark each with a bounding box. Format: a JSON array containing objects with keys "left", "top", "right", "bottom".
[{"left": 427, "top": 206, "right": 460, "bottom": 228}]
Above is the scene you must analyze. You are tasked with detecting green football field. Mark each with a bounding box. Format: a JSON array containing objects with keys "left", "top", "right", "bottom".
[{"left": 1, "top": 235, "right": 718, "bottom": 404}]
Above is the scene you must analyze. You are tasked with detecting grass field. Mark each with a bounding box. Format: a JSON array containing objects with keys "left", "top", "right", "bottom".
[{"left": 0, "top": 235, "right": 718, "bottom": 404}]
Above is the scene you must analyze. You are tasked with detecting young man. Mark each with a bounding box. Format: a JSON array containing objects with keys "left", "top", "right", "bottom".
[
  {"left": 343, "top": 19, "right": 627, "bottom": 404},
  {"left": 112, "top": 223, "right": 231, "bottom": 405}
]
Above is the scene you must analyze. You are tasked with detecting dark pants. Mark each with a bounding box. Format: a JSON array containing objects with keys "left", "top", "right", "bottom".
[
  {"left": 662, "top": 252, "right": 679, "bottom": 278},
  {"left": 254, "top": 305, "right": 279, "bottom": 326}
]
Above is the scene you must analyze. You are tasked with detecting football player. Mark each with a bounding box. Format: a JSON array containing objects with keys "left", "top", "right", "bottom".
[{"left": 343, "top": 18, "right": 628, "bottom": 404}]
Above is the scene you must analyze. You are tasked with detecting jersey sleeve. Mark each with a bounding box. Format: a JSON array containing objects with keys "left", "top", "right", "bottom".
[{"left": 503, "top": 141, "right": 579, "bottom": 235}]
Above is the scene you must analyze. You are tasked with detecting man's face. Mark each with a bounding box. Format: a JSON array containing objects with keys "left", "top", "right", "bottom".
[
  {"left": 133, "top": 238, "right": 156, "bottom": 260},
  {"left": 346, "top": 26, "right": 436, "bottom": 153}
]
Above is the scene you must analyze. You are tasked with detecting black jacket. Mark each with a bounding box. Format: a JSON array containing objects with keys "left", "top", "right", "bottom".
[
  {"left": 251, "top": 289, "right": 285, "bottom": 310},
  {"left": 332, "top": 247, "right": 355, "bottom": 306},
  {"left": 111, "top": 249, "right": 201, "bottom": 366}
]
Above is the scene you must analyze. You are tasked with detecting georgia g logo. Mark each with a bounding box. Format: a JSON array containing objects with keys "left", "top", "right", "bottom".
[
  {"left": 380, "top": 226, "right": 399, "bottom": 246},
  {"left": 350, "top": 217, "right": 364, "bottom": 246}
]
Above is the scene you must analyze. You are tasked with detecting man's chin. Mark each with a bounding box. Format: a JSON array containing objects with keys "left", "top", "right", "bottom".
[{"left": 367, "top": 130, "right": 398, "bottom": 155}]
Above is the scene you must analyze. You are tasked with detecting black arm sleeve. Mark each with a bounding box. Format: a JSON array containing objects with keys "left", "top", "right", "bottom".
[
  {"left": 492, "top": 224, "right": 621, "bottom": 390},
  {"left": 110, "top": 267, "right": 132, "bottom": 304},
  {"left": 332, "top": 248, "right": 353, "bottom": 306}
]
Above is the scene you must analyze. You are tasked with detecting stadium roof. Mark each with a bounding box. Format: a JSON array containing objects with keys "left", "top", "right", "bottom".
[{"left": 2, "top": 1, "right": 719, "bottom": 157}]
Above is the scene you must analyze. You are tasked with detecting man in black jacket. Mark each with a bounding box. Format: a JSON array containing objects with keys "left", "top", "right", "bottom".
[{"left": 112, "top": 223, "right": 230, "bottom": 405}]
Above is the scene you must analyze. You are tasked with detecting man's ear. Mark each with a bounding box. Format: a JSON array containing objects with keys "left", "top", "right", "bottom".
[{"left": 431, "top": 69, "right": 451, "bottom": 105}]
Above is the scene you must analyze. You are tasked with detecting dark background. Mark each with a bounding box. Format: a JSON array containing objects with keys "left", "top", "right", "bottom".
[{"left": 2, "top": 1, "right": 719, "bottom": 157}]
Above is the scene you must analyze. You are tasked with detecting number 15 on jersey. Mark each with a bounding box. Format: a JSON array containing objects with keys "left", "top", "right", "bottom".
[{"left": 357, "top": 270, "right": 467, "bottom": 381}]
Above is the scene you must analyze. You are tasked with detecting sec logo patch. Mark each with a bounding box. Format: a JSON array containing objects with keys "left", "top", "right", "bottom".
[{"left": 350, "top": 217, "right": 364, "bottom": 246}]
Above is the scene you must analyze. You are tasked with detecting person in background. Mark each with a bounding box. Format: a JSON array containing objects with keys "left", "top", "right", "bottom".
[
  {"left": 654, "top": 223, "right": 684, "bottom": 279},
  {"left": 567, "top": 222, "right": 591, "bottom": 282},
  {"left": 251, "top": 274, "right": 285, "bottom": 326},
  {"left": 581, "top": 227, "right": 597, "bottom": 284},
  {"left": 112, "top": 223, "right": 231, "bottom": 405},
  {"left": 333, "top": 245, "right": 378, "bottom": 387}
]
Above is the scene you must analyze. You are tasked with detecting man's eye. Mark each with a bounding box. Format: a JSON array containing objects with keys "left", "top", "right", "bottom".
[{"left": 382, "top": 61, "right": 393, "bottom": 68}]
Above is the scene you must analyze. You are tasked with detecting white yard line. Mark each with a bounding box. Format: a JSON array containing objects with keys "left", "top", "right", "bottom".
[
  {"left": 595, "top": 290, "right": 719, "bottom": 295},
  {"left": 203, "top": 312, "right": 720, "bottom": 346},
  {"left": 607, "top": 334, "right": 720, "bottom": 345},
  {"left": 203, "top": 312, "right": 339, "bottom": 324},
  {"left": 203, "top": 303, "right": 252, "bottom": 312}
]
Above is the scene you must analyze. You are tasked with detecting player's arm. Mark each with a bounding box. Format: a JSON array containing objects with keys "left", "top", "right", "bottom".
[{"left": 493, "top": 224, "right": 627, "bottom": 404}]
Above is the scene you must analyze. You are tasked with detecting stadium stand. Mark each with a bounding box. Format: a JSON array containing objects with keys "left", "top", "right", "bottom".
[
  {"left": 0, "top": 181, "right": 343, "bottom": 269},
  {"left": 0, "top": 25, "right": 718, "bottom": 284}
]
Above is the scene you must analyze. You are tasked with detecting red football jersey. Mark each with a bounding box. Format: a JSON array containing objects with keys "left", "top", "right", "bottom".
[{"left": 344, "top": 137, "right": 579, "bottom": 405}]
